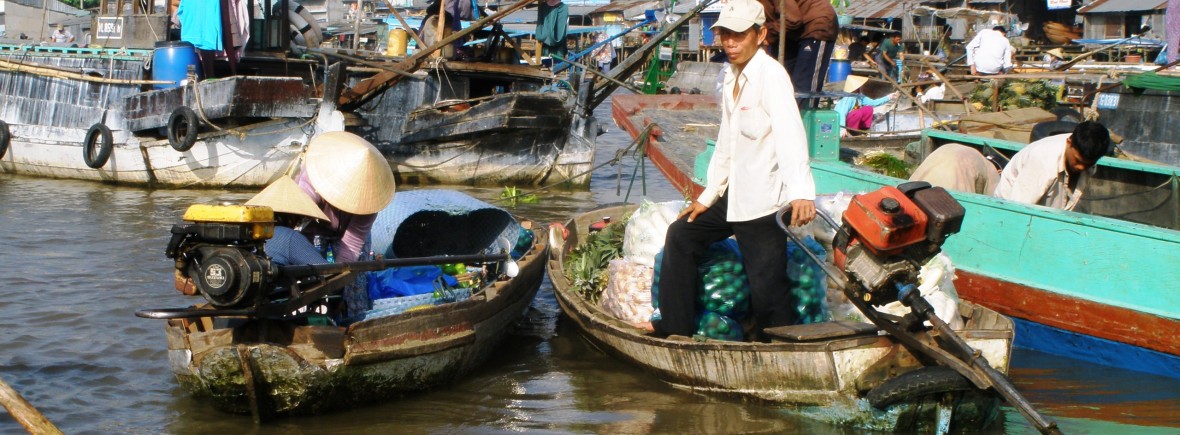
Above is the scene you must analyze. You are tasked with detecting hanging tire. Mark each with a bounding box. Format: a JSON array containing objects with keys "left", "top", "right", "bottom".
[
  {"left": 0, "top": 120, "right": 9, "bottom": 159},
  {"left": 1030, "top": 120, "right": 1078, "bottom": 143},
  {"left": 867, "top": 366, "right": 975, "bottom": 409},
  {"left": 83, "top": 123, "right": 113, "bottom": 169},
  {"left": 168, "top": 107, "right": 199, "bottom": 152}
]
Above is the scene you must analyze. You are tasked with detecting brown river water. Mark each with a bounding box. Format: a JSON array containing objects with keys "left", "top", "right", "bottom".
[{"left": 1, "top": 95, "right": 1178, "bottom": 434}]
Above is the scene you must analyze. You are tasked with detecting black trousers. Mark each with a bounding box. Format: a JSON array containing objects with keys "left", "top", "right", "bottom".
[
  {"left": 654, "top": 194, "right": 795, "bottom": 338},
  {"left": 786, "top": 38, "right": 835, "bottom": 109}
]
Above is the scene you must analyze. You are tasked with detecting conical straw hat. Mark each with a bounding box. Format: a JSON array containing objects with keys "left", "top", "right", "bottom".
[
  {"left": 304, "top": 131, "right": 396, "bottom": 215},
  {"left": 246, "top": 176, "right": 329, "bottom": 221},
  {"left": 844, "top": 75, "right": 869, "bottom": 93},
  {"left": 1045, "top": 48, "right": 1064, "bottom": 59}
]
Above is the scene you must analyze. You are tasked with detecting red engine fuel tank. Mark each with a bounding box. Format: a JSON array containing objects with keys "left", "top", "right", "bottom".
[{"left": 841, "top": 186, "right": 928, "bottom": 255}]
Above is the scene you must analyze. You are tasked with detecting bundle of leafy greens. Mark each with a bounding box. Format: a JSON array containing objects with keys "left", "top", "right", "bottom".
[{"left": 564, "top": 218, "right": 628, "bottom": 304}]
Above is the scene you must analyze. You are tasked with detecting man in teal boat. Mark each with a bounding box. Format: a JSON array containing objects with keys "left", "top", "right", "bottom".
[
  {"left": 993, "top": 121, "right": 1111, "bottom": 210},
  {"left": 640, "top": 0, "right": 816, "bottom": 340}
]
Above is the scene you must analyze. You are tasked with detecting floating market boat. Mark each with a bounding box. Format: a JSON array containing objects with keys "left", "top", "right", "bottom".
[
  {"left": 547, "top": 204, "right": 1015, "bottom": 432},
  {"left": 612, "top": 92, "right": 1180, "bottom": 379},
  {"left": 141, "top": 191, "right": 548, "bottom": 417},
  {"left": 342, "top": 60, "right": 598, "bottom": 187},
  {"left": 0, "top": 2, "right": 342, "bottom": 188}
]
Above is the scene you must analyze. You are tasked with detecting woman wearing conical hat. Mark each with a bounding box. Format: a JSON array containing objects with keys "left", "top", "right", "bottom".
[
  {"left": 294, "top": 131, "right": 396, "bottom": 264},
  {"left": 832, "top": 75, "right": 898, "bottom": 136},
  {"left": 246, "top": 177, "right": 331, "bottom": 266}
]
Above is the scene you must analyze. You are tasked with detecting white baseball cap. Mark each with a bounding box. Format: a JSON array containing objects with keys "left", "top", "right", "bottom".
[{"left": 711, "top": 0, "right": 766, "bottom": 33}]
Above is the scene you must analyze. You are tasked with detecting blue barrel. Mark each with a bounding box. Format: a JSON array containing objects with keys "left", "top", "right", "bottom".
[
  {"left": 152, "top": 41, "right": 199, "bottom": 89},
  {"left": 828, "top": 59, "right": 851, "bottom": 83}
]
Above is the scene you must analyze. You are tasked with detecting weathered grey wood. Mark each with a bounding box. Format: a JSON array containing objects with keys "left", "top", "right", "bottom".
[{"left": 0, "top": 375, "right": 63, "bottom": 435}]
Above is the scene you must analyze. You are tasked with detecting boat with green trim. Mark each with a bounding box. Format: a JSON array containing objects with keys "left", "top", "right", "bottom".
[
  {"left": 548, "top": 204, "right": 1016, "bottom": 431},
  {"left": 611, "top": 92, "right": 1180, "bottom": 379}
]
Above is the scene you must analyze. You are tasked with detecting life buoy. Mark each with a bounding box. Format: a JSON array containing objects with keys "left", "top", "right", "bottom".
[
  {"left": 275, "top": 1, "right": 323, "bottom": 48},
  {"left": 168, "top": 106, "right": 199, "bottom": 152},
  {"left": 0, "top": 120, "right": 10, "bottom": 159},
  {"left": 83, "top": 123, "right": 113, "bottom": 169}
]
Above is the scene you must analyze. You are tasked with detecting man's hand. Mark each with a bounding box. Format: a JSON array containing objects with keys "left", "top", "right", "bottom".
[
  {"left": 788, "top": 199, "right": 816, "bottom": 227},
  {"left": 678, "top": 201, "right": 710, "bottom": 223},
  {"left": 970, "top": 65, "right": 978, "bottom": 75}
]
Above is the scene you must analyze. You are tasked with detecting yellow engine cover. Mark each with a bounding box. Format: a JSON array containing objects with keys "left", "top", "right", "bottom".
[{"left": 183, "top": 204, "right": 275, "bottom": 240}]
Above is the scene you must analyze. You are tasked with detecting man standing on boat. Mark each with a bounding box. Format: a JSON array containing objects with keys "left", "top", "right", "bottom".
[
  {"left": 757, "top": 0, "right": 837, "bottom": 108},
  {"left": 644, "top": 0, "right": 816, "bottom": 340},
  {"left": 966, "top": 26, "right": 1014, "bottom": 76},
  {"left": 993, "top": 121, "right": 1111, "bottom": 210}
]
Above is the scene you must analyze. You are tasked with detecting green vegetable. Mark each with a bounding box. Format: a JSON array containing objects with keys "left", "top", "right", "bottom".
[{"left": 564, "top": 216, "right": 629, "bottom": 304}]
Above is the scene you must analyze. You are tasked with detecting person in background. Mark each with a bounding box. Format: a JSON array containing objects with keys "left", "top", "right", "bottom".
[
  {"left": 49, "top": 24, "right": 74, "bottom": 43},
  {"left": 536, "top": 0, "right": 569, "bottom": 61},
  {"left": 875, "top": 33, "right": 902, "bottom": 81},
  {"left": 966, "top": 26, "right": 1014, "bottom": 76},
  {"left": 640, "top": 0, "right": 816, "bottom": 341},
  {"left": 832, "top": 75, "right": 898, "bottom": 136},
  {"left": 909, "top": 144, "right": 1000, "bottom": 195},
  {"left": 1043, "top": 48, "right": 1066, "bottom": 70},
  {"left": 993, "top": 121, "right": 1111, "bottom": 210},
  {"left": 847, "top": 35, "right": 870, "bottom": 63},
  {"left": 593, "top": 31, "right": 615, "bottom": 73},
  {"left": 245, "top": 177, "right": 330, "bottom": 266},
  {"left": 757, "top": 0, "right": 837, "bottom": 108}
]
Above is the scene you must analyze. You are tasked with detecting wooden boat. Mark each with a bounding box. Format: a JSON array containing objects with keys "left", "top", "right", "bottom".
[
  {"left": 158, "top": 224, "right": 547, "bottom": 417},
  {"left": 347, "top": 61, "right": 597, "bottom": 187},
  {"left": 0, "top": 44, "right": 321, "bottom": 188},
  {"left": 612, "top": 92, "right": 1180, "bottom": 379},
  {"left": 548, "top": 204, "right": 1014, "bottom": 431}
]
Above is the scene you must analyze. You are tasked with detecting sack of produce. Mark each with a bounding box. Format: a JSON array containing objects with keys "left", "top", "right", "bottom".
[
  {"left": 599, "top": 259, "right": 656, "bottom": 324},
  {"left": 623, "top": 200, "right": 686, "bottom": 268},
  {"left": 696, "top": 310, "right": 744, "bottom": 341},
  {"left": 696, "top": 239, "right": 751, "bottom": 319},
  {"left": 787, "top": 235, "right": 831, "bottom": 324}
]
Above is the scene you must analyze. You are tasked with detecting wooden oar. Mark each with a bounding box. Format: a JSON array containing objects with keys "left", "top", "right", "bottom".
[
  {"left": 922, "top": 58, "right": 972, "bottom": 113},
  {"left": 0, "top": 375, "right": 62, "bottom": 434}
]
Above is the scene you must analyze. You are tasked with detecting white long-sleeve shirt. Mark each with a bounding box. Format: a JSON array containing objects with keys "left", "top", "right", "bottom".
[
  {"left": 699, "top": 49, "right": 816, "bottom": 221},
  {"left": 993, "top": 134, "right": 1089, "bottom": 210},
  {"left": 966, "top": 29, "right": 1013, "bottom": 74}
]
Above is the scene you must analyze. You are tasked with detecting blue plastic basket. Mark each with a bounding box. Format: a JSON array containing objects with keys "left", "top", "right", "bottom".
[{"left": 360, "top": 288, "right": 473, "bottom": 321}]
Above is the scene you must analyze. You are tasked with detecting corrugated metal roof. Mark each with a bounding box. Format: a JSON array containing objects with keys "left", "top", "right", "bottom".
[
  {"left": 844, "top": 0, "right": 923, "bottom": 19},
  {"left": 1078, "top": 0, "right": 1166, "bottom": 14},
  {"left": 591, "top": 0, "right": 652, "bottom": 14}
]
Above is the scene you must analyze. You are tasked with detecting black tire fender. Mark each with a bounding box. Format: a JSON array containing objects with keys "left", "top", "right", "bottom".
[
  {"left": 1030, "top": 120, "right": 1078, "bottom": 143},
  {"left": 867, "top": 366, "right": 975, "bottom": 409},
  {"left": 0, "top": 120, "right": 9, "bottom": 159},
  {"left": 82, "top": 123, "right": 113, "bottom": 169},
  {"left": 168, "top": 106, "right": 200, "bottom": 152}
]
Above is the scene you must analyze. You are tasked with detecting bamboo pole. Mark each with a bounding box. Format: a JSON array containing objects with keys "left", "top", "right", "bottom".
[
  {"left": 337, "top": 0, "right": 538, "bottom": 108},
  {"left": 0, "top": 375, "right": 63, "bottom": 435},
  {"left": 0, "top": 59, "right": 174, "bottom": 85},
  {"left": 922, "top": 58, "right": 972, "bottom": 113}
]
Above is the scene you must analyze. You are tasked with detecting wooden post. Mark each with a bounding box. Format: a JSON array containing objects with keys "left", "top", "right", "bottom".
[
  {"left": 382, "top": 0, "right": 428, "bottom": 49},
  {"left": 354, "top": 0, "right": 364, "bottom": 50},
  {"left": 434, "top": 0, "right": 447, "bottom": 58},
  {"left": 0, "top": 376, "right": 63, "bottom": 435}
]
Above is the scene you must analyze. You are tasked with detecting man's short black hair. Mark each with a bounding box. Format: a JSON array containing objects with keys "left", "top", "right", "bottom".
[
  {"left": 993, "top": 26, "right": 1007, "bottom": 34},
  {"left": 858, "top": 36, "right": 869, "bottom": 43},
  {"left": 1071, "top": 121, "right": 1111, "bottom": 163}
]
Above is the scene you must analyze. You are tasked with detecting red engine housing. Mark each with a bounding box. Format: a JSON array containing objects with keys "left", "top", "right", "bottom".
[{"left": 834, "top": 186, "right": 928, "bottom": 267}]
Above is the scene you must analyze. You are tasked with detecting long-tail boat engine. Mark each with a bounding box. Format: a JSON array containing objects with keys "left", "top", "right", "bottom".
[
  {"left": 165, "top": 204, "right": 275, "bottom": 309},
  {"left": 831, "top": 181, "right": 965, "bottom": 306}
]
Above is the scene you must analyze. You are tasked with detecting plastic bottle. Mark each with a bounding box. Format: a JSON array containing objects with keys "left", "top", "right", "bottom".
[{"left": 325, "top": 243, "right": 335, "bottom": 263}]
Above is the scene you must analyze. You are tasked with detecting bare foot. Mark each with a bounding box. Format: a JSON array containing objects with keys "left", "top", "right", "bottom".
[{"left": 633, "top": 321, "right": 655, "bottom": 333}]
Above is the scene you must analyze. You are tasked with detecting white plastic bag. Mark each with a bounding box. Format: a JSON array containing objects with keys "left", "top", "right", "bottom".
[
  {"left": 599, "top": 259, "right": 655, "bottom": 324},
  {"left": 878, "top": 253, "right": 964, "bottom": 330},
  {"left": 623, "top": 200, "right": 686, "bottom": 268}
]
